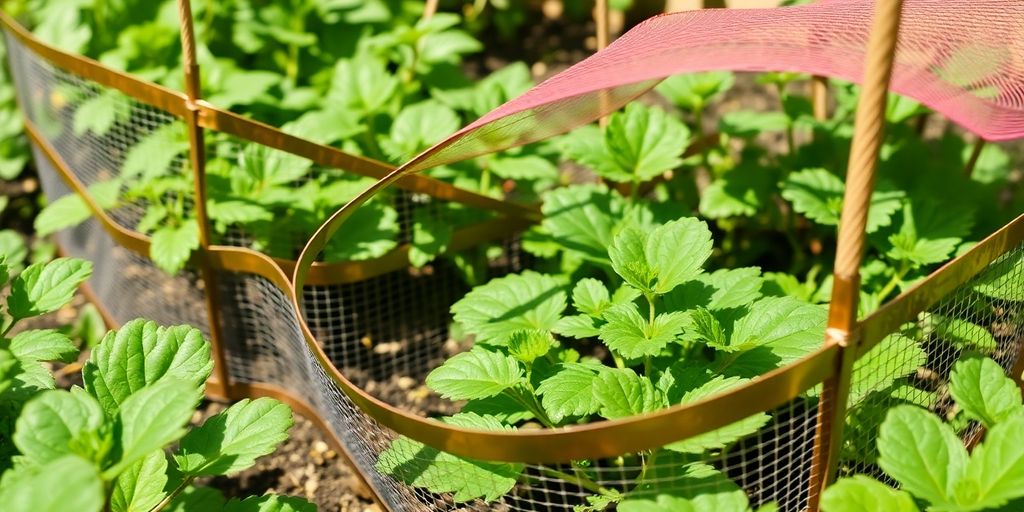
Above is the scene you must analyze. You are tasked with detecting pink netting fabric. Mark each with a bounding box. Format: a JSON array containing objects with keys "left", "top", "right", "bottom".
[{"left": 404, "top": 0, "right": 1024, "bottom": 173}]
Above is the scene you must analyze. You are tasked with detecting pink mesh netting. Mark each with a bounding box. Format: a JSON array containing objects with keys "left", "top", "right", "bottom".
[{"left": 403, "top": 0, "right": 1024, "bottom": 173}]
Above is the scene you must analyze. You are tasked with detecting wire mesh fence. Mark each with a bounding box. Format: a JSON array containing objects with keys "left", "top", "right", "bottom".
[{"left": 6, "top": 2, "right": 1024, "bottom": 512}]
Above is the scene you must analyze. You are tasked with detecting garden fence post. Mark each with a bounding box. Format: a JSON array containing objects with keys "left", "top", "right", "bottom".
[
  {"left": 176, "top": 0, "right": 233, "bottom": 400},
  {"left": 807, "top": 0, "right": 904, "bottom": 509}
]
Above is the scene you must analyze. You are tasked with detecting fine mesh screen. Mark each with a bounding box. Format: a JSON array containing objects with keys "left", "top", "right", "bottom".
[
  {"left": 406, "top": 0, "right": 1024, "bottom": 173},
  {"left": 840, "top": 243, "right": 1024, "bottom": 479}
]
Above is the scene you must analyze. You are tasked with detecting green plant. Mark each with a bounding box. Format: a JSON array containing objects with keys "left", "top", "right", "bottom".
[
  {"left": 0, "top": 254, "right": 314, "bottom": 512},
  {"left": 823, "top": 356, "right": 1024, "bottom": 512}
]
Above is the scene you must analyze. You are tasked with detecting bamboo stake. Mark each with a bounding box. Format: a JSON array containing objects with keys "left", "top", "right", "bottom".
[
  {"left": 176, "top": 0, "right": 232, "bottom": 400},
  {"left": 808, "top": 0, "right": 904, "bottom": 509}
]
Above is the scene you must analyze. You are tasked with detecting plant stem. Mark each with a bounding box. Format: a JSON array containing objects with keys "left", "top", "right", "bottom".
[
  {"left": 540, "top": 467, "right": 611, "bottom": 496},
  {"left": 150, "top": 476, "right": 194, "bottom": 512},
  {"left": 878, "top": 261, "right": 910, "bottom": 301}
]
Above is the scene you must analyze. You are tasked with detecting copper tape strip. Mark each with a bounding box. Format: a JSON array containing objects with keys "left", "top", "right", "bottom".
[
  {"left": 0, "top": 11, "right": 190, "bottom": 117},
  {"left": 195, "top": 103, "right": 541, "bottom": 222},
  {"left": 857, "top": 213, "right": 1024, "bottom": 359}
]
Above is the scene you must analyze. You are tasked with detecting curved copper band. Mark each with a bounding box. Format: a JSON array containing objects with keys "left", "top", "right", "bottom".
[{"left": 857, "top": 213, "right": 1024, "bottom": 358}]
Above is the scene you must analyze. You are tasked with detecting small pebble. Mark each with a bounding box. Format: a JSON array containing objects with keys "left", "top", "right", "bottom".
[{"left": 396, "top": 376, "right": 415, "bottom": 390}]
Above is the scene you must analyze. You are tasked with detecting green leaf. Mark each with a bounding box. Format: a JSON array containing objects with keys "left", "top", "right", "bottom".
[
  {"left": 541, "top": 184, "right": 627, "bottom": 265},
  {"left": 207, "top": 70, "right": 280, "bottom": 109},
  {"left": 609, "top": 218, "right": 712, "bottom": 295},
  {"left": 121, "top": 122, "right": 189, "bottom": 180},
  {"left": 488, "top": 155, "right": 559, "bottom": 181},
  {"left": 571, "top": 278, "right": 613, "bottom": 317},
  {"left": 949, "top": 356, "right": 1023, "bottom": 429},
  {"left": 724, "top": 297, "right": 827, "bottom": 377},
  {"left": 924, "top": 313, "right": 998, "bottom": 352},
  {"left": 594, "top": 368, "right": 665, "bottom": 420},
  {"left": 222, "top": 495, "right": 317, "bottom": 512},
  {"left": 887, "top": 200, "right": 974, "bottom": 268},
  {"left": 165, "top": 486, "right": 224, "bottom": 512},
  {"left": 451, "top": 271, "right": 566, "bottom": 345},
  {"left": 961, "top": 415, "right": 1024, "bottom": 509},
  {"left": 621, "top": 462, "right": 750, "bottom": 512},
  {"left": 687, "top": 308, "right": 727, "bottom": 349},
  {"left": 847, "top": 334, "right": 926, "bottom": 405},
  {"left": 604, "top": 103, "right": 690, "bottom": 183},
  {"left": 664, "top": 267, "right": 764, "bottom": 312},
  {"left": 110, "top": 450, "right": 168, "bottom": 512},
  {"left": 328, "top": 55, "right": 400, "bottom": 115},
  {"left": 175, "top": 397, "right": 292, "bottom": 476},
  {"left": 13, "top": 388, "right": 105, "bottom": 465},
  {"left": 719, "top": 110, "right": 789, "bottom": 137},
  {"left": 656, "top": 72, "right": 735, "bottom": 112},
  {"left": 83, "top": 319, "right": 213, "bottom": 416},
  {"left": 150, "top": 223, "right": 199, "bottom": 274},
  {"left": 460, "top": 393, "right": 534, "bottom": 424},
  {"left": 0, "top": 455, "right": 104, "bottom": 512},
  {"left": 599, "top": 305, "right": 688, "bottom": 359},
  {"left": 323, "top": 202, "right": 399, "bottom": 262},
  {"left": 420, "top": 29, "right": 482, "bottom": 65},
  {"left": 0, "top": 231, "right": 25, "bottom": 277},
  {"left": 7, "top": 258, "right": 92, "bottom": 321},
  {"left": 781, "top": 169, "right": 904, "bottom": 232},
  {"left": 878, "top": 405, "right": 967, "bottom": 507},
  {"left": 34, "top": 195, "right": 92, "bottom": 237},
  {"left": 9, "top": 329, "right": 77, "bottom": 363},
  {"left": 426, "top": 349, "right": 524, "bottom": 400},
  {"left": 659, "top": 367, "right": 769, "bottom": 453},
  {"left": 699, "top": 165, "right": 774, "bottom": 219},
  {"left": 821, "top": 476, "right": 919, "bottom": 512},
  {"left": 973, "top": 252, "right": 1024, "bottom": 301},
  {"left": 409, "top": 210, "right": 452, "bottom": 268},
  {"left": 536, "top": 362, "right": 601, "bottom": 423},
  {"left": 507, "top": 329, "right": 555, "bottom": 364},
  {"left": 376, "top": 413, "right": 523, "bottom": 502},
  {"left": 73, "top": 90, "right": 130, "bottom": 136},
  {"left": 106, "top": 378, "right": 202, "bottom": 478},
  {"left": 380, "top": 100, "right": 460, "bottom": 162},
  {"left": 552, "top": 314, "right": 602, "bottom": 339}
]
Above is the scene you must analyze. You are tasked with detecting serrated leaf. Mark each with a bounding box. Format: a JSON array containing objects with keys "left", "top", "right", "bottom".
[
  {"left": 664, "top": 267, "right": 763, "bottom": 313},
  {"left": 451, "top": 271, "right": 566, "bottom": 344},
  {"left": 13, "top": 388, "right": 104, "bottom": 465},
  {"left": 222, "top": 495, "right": 317, "bottom": 512},
  {"left": 699, "top": 165, "right": 774, "bottom": 219},
  {"left": 621, "top": 461, "right": 750, "bottom": 512},
  {"left": 507, "top": 329, "right": 555, "bottom": 364},
  {"left": 878, "top": 405, "right": 967, "bottom": 507},
  {"left": 553, "top": 314, "right": 602, "bottom": 339},
  {"left": 660, "top": 367, "right": 768, "bottom": 453},
  {"left": 719, "top": 110, "right": 789, "bottom": 137},
  {"left": 594, "top": 368, "right": 665, "bottom": 420},
  {"left": 7, "top": 258, "right": 92, "bottom": 321},
  {"left": 609, "top": 218, "right": 712, "bottom": 295},
  {"left": 536, "top": 362, "right": 601, "bottom": 423},
  {"left": 121, "top": 122, "right": 189, "bottom": 180},
  {"left": 973, "top": 252, "right": 1024, "bottom": 301},
  {"left": 949, "top": 356, "right": 1023, "bottom": 429},
  {"left": 656, "top": 72, "right": 734, "bottom": 112},
  {"left": 572, "top": 278, "right": 612, "bottom": 317},
  {"left": 960, "top": 415, "right": 1024, "bottom": 510},
  {"left": 84, "top": 319, "right": 213, "bottom": 416},
  {"left": 165, "top": 486, "right": 225, "bottom": 512},
  {"left": 106, "top": 378, "right": 202, "bottom": 478},
  {"left": 110, "top": 450, "right": 168, "bottom": 512},
  {"left": 604, "top": 103, "right": 690, "bottom": 183},
  {"left": 847, "top": 334, "right": 926, "bottom": 405},
  {"left": 380, "top": 100, "right": 460, "bottom": 162},
  {"left": 821, "top": 476, "right": 919, "bottom": 512},
  {"left": 73, "top": 90, "right": 130, "bottom": 136},
  {"left": 0, "top": 230, "right": 27, "bottom": 277},
  {"left": 724, "top": 297, "right": 827, "bottom": 377},
  {"left": 887, "top": 200, "right": 974, "bottom": 268},
  {"left": 323, "top": 201, "right": 399, "bottom": 262},
  {"left": 176, "top": 397, "right": 293, "bottom": 476},
  {"left": 376, "top": 413, "right": 523, "bottom": 502},
  {"left": 34, "top": 194, "right": 93, "bottom": 237},
  {"left": 461, "top": 393, "right": 534, "bottom": 424},
  {"left": 0, "top": 455, "right": 104, "bottom": 512},
  {"left": 9, "top": 329, "right": 77, "bottom": 363},
  {"left": 328, "top": 55, "right": 399, "bottom": 115},
  {"left": 541, "top": 184, "right": 627, "bottom": 265},
  {"left": 409, "top": 210, "right": 452, "bottom": 268},
  {"left": 781, "top": 169, "right": 903, "bottom": 232},
  {"left": 599, "top": 305, "right": 687, "bottom": 359},
  {"left": 688, "top": 308, "right": 727, "bottom": 349},
  {"left": 488, "top": 154, "right": 559, "bottom": 181},
  {"left": 150, "top": 223, "right": 199, "bottom": 274},
  {"left": 924, "top": 314, "right": 998, "bottom": 352},
  {"left": 426, "top": 349, "right": 524, "bottom": 400}
]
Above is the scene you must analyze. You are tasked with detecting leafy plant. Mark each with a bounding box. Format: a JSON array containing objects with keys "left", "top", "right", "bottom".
[
  {"left": 0, "top": 252, "right": 314, "bottom": 511},
  {"left": 823, "top": 356, "right": 1024, "bottom": 512}
]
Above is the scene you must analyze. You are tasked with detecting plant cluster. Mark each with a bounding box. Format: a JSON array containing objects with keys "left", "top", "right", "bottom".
[
  {"left": 823, "top": 355, "right": 1024, "bottom": 512},
  {"left": 0, "top": 253, "right": 314, "bottom": 512},
  {"left": 18, "top": 0, "right": 561, "bottom": 275}
]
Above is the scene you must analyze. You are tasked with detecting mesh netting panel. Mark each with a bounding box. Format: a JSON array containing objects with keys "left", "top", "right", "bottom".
[
  {"left": 404, "top": 0, "right": 1024, "bottom": 173},
  {"left": 840, "top": 243, "right": 1024, "bottom": 479},
  {"left": 31, "top": 142, "right": 210, "bottom": 336},
  {"left": 219, "top": 266, "right": 823, "bottom": 511},
  {"left": 6, "top": 32, "right": 191, "bottom": 233}
]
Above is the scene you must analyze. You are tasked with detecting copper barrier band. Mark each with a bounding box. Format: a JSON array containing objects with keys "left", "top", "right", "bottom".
[
  {"left": 195, "top": 103, "right": 542, "bottom": 222},
  {"left": 23, "top": 118, "right": 154, "bottom": 257},
  {"left": 0, "top": 11, "right": 190, "bottom": 118},
  {"left": 856, "top": 212, "right": 1024, "bottom": 359},
  {"left": 292, "top": 166, "right": 842, "bottom": 463},
  {"left": 205, "top": 380, "right": 394, "bottom": 512}
]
